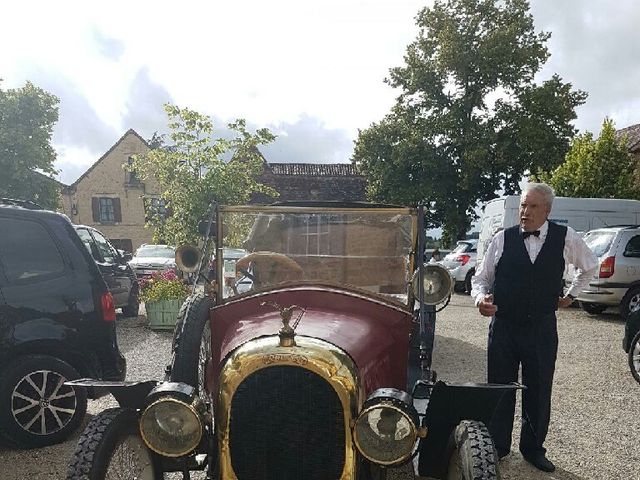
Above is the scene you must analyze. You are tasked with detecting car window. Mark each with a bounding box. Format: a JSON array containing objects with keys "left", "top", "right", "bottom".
[
  {"left": 452, "top": 243, "right": 469, "bottom": 254},
  {"left": 584, "top": 231, "right": 616, "bottom": 258},
  {"left": 624, "top": 235, "right": 640, "bottom": 258},
  {"left": 134, "top": 245, "right": 175, "bottom": 258},
  {"left": 76, "top": 228, "right": 102, "bottom": 262},
  {"left": 90, "top": 230, "right": 117, "bottom": 264},
  {"left": 0, "top": 217, "right": 65, "bottom": 283}
]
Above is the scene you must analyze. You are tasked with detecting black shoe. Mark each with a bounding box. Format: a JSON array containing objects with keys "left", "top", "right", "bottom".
[
  {"left": 522, "top": 452, "right": 556, "bottom": 472},
  {"left": 496, "top": 449, "right": 510, "bottom": 460}
]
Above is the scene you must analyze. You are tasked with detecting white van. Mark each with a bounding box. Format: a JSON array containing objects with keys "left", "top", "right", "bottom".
[{"left": 477, "top": 196, "right": 640, "bottom": 261}]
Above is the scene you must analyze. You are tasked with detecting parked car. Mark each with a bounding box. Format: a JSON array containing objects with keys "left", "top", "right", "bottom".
[
  {"left": 571, "top": 225, "right": 640, "bottom": 317},
  {"left": 0, "top": 200, "right": 126, "bottom": 448},
  {"left": 440, "top": 239, "right": 477, "bottom": 293},
  {"left": 67, "top": 202, "right": 519, "bottom": 480},
  {"left": 128, "top": 243, "right": 176, "bottom": 279},
  {"left": 74, "top": 225, "right": 139, "bottom": 317},
  {"left": 623, "top": 307, "right": 640, "bottom": 384}
]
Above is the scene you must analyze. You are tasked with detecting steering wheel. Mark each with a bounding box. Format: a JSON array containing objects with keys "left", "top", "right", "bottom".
[{"left": 236, "top": 251, "right": 304, "bottom": 289}]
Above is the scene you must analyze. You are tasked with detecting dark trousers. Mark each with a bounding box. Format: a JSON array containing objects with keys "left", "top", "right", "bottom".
[{"left": 487, "top": 313, "right": 558, "bottom": 455}]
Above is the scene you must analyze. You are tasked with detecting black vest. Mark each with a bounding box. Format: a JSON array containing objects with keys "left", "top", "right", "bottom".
[{"left": 493, "top": 222, "right": 567, "bottom": 322}]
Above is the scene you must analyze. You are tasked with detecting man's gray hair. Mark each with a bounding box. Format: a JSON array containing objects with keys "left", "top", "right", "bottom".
[{"left": 521, "top": 182, "right": 555, "bottom": 207}]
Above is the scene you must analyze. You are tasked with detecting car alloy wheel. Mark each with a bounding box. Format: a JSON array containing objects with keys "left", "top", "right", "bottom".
[
  {"left": 11, "top": 369, "right": 78, "bottom": 437},
  {"left": 629, "top": 331, "right": 640, "bottom": 384}
]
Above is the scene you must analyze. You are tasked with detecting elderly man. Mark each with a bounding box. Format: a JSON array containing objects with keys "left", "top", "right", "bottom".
[{"left": 471, "top": 183, "right": 597, "bottom": 472}]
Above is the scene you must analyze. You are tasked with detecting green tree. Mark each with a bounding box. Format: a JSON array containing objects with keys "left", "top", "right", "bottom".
[
  {"left": 0, "top": 81, "right": 60, "bottom": 208},
  {"left": 129, "top": 104, "right": 277, "bottom": 246},
  {"left": 536, "top": 118, "right": 640, "bottom": 199},
  {"left": 353, "top": 0, "right": 587, "bottom": 241}
]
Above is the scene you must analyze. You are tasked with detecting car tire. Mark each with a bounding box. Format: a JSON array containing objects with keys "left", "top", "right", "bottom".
[
  {"left": 454, "top": 282, "right": 466, "bottom": 293},
  {"left": 620, "top": 286, "right": 640, "bottom": 320},
  {"left": 580, "top": 301, "right": 607, "bottom": 315},
  {"left": 122, "top": 284, "right": 140, "bottom": 317},
  {"left": 628, "top": 331, "right": 640, "bottom": 385},
  {"left": 67, "top": 408, "right": 162, "bottom": 480},
  {"left": 0, "top": 354, "right": 87, "bottom": 448},
  {"left": 446, "top": 420, "right": 499, "bottom": 480},
  {"left": 464, "top": 269, "right": 475, "bottom": 295},
  {"left": 169, "top": 293, "right": 215, "bottom": 397}
]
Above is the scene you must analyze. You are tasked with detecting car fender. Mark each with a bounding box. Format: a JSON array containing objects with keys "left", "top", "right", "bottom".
[{"left": 65, "top": 379, "right": 158, "bottom": 409}]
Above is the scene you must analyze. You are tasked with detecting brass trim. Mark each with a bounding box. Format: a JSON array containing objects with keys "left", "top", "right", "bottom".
[
  {"left": 217, "top": 335, "right": 362, "bottom": 479},
  {"left": 352, "top": 403, "right": 418, "bottom": 466},
  {"left": 139, "top": 397, "right": 204, "bottom": 458}
]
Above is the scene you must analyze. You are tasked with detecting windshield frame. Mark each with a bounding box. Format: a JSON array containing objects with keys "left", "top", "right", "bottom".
[{"left": 215, "top": 204, "right": 418, "bottom": 307}]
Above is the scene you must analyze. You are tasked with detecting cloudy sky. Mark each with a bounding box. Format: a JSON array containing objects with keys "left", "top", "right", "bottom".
[{"left": 2, "top": 0, "right": 640, "bottom": 185}]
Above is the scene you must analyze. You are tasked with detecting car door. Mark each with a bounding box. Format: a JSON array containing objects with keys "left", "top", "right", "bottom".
[{"left": 89, "top": 230, "right": 131, "bottom": 307}]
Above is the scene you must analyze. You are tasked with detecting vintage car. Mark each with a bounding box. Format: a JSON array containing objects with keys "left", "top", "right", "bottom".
[{"left": 66, "top": 202, "right": 518, "bottom": 480}]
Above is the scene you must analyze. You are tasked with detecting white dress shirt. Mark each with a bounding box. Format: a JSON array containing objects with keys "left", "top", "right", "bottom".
[{"left": 471, "top": 221, "right": 598, "bottom": 306}]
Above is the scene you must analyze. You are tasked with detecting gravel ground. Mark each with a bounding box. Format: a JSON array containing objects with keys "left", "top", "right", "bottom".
[{"left": 1, "top": 295, "right": 638, "bottom": 479}]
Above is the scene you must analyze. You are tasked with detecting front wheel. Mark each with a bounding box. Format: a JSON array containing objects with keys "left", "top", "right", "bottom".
[
  {"left": 628, "top": 331, "right": 640, "bottom": 384},
  {"left": 621, "top": 287, "right": 640, "bottom": 319},
  {"left": 446, "top": 420, "right": 500, "bottom": 480},
  {"left": 170, "top": 293, "right": 215, "bottom": 398},
  {"left": 67, "top": 408, "right": 162, "bottom": 480}
]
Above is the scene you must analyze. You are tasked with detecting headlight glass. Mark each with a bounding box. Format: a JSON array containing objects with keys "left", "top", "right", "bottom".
[
  {"left": 140, "top": 397, "right": 203, "bottom": 457},
  {"left": 354, "top": 403, "right": 417, "bottom": 465}
]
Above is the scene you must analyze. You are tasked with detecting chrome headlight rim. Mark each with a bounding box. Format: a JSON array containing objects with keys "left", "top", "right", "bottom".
[
  {"left": 353, "top": 388, "right": 420, "bottom": 466},
  {"left": 139, "top": 396, "right": 204, "bottom": 458}
]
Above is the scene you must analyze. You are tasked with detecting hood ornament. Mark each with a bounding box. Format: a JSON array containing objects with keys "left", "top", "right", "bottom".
[{"left": 261, "top": 301, "right": 306, "bottom": 347}]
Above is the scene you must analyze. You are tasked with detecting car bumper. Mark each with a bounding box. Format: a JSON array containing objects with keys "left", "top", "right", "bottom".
[{"left": 576, "top": 284, "right": 626, "bottom": 307}]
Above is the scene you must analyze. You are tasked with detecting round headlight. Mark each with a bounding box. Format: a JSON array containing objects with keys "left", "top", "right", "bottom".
[
  {"left": 353, "top": 400, "right": 418, "bottom": 465},
  {"left": 411, "top": 263, "right": 453, "bottom": 305},
  {"left": 140, "top": 397, "right": 203, "bottom": 457}
]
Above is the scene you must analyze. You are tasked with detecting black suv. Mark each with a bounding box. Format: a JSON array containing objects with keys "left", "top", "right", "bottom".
[
  {"left": 0, "top": 201, "right": 126, "bottom": 448},
  {"left": 74, "top": 225, "right": 139, "bottom": 317}
]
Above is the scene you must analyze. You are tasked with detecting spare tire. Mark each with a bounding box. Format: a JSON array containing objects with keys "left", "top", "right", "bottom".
[{"left": 169, "top": 293, "right": 215, "bottom": 397}]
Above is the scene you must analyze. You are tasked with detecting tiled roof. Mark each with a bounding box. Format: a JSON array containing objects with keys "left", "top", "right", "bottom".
[
  {"left": 269, "top": 163, "right": 361, "bottom": 176},
  {"left": 617, "top": 123, "right": 640, "bottom": 152}
]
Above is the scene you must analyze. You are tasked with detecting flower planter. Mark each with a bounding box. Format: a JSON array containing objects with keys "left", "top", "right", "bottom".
[{"left": 145, "top": 299, "right": 184, "bottom": 330}]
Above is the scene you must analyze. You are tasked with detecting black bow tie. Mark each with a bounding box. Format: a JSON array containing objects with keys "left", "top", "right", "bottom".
[{"left": 522, "top": 230, "right": 541, "bottom": 239}]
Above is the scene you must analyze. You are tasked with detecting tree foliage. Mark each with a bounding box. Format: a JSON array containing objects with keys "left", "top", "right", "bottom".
[
  {"left": 129, "top": 104, "right": 277, "bottom": 246},
  {"left": 536, "top": 119, "right": 640, "bottom": 199},
  {"left": 353, "top": 0, "right": 587, "bottom": 243},
  {"left": 0, "top": 81, "right": 60, "bottom": 208}
]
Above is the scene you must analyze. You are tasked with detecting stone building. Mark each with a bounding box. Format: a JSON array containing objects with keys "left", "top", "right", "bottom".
[
  {"left": 59, "top": 130, "right": 366, "bottom": 251},
  {"left": 60, "top": 129, "right": 161, "bottom": 252}
]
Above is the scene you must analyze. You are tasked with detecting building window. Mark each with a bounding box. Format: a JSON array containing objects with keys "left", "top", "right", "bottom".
[
  {"left": 92, "top": 197, "right": 122, "bottom": 223},
  {"left": 289, "top": 214, "right": 331, "bottom": 255},
  {"left": 127, "top": 156, "right": 140, "bottom": 185},
  {"left": 100, "top": 198, "right": 115, "bottom": 222}
]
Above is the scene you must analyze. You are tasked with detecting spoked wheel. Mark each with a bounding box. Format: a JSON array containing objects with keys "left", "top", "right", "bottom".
[
  {"left": 628, "top": 331, "right": 640, "bottom": 384},
  {"left": 446, "top": 420, "right": 500, "bottom": 480},
  {"left": 67, "top": 408, "right": 162, "bottom": 480},
  {"left": 0, "top": 355, "right": 86, "bottom": 448},
  {"left": 170, "top": 293, "right": 215, "bottom": 401}
]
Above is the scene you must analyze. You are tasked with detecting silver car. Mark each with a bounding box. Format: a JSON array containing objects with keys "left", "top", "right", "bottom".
[
  {"left": 128, "top": 244, "right": 176, "bottom": 279},
  {"left": 440, "top": 239, "right": 477, "bottom": 294},
  {"left": 575, "top": 226, "right": 640, "bottom": 318}
]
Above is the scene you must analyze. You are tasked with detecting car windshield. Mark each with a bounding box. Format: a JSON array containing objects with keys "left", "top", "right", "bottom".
[
  {"left": 134, "top": 245, "right": 175, "bottom": 258},
  {"left": 584, "top": 231, "right": 615, "bottom": 258},
  {"left": 219, "top": 207, "right": 415, "bottom": 303}
]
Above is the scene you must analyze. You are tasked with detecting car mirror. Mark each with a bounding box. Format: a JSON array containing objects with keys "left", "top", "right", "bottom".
[{"left": 121, "top": 252, "right": 133, "bottom": 262}]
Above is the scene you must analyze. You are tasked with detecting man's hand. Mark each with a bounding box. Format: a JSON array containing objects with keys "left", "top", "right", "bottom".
[
  {"left": 478, "top": 294, "right": 497, "bottom": 317},
  {"left": 558, "top": 296, "right": 574, "bottom": 308}
]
